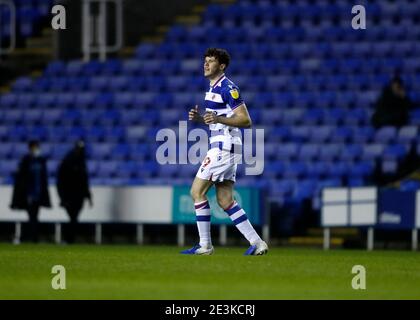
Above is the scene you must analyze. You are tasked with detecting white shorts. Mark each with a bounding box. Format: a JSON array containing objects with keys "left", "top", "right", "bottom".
[{"left": 195, "top": 148, "right": 240, "bottom": 183}]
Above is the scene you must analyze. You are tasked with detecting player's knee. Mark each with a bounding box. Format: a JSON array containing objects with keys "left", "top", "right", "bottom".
[
  {"left": 190, "top": 187, "right": 206, "bottom": 203},
  {"left": 217, "top": 196, "right": 233, "bottom": 210}
]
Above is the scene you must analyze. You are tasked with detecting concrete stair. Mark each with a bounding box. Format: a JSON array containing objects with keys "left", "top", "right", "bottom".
[{"left": 0, "top": 27, "right": 54, "bottom": 89}]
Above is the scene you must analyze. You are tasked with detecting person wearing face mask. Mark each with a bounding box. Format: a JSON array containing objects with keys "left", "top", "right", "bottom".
[
  {"left": 57, "top": 140, "right": 93, "bottom": 244},
  {"left": 10, "top": 140, "right": 51, "bottom": 243}
]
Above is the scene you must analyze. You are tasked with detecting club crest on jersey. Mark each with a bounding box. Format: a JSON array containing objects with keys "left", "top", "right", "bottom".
[
  {"left": 202, "top": 156, "right": 211, "bottom": 168},
  {"left": 230, "top": 89, "right": 239, "bottom": 99}
]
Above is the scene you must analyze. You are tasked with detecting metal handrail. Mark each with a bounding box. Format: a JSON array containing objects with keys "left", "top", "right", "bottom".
[{"left": 82, "top": 0, "right": 123, "bottom": 61}]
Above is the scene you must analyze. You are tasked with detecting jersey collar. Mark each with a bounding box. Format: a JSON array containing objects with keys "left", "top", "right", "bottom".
[{"left": 210, "top": 73, "right": 226, "bottom": 89}]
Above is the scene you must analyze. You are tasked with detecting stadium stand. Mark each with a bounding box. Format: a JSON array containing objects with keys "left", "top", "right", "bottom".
[
  {"left": 1, "top": 0, "right": 419, "bottom": 234},
  {"left": 0, "top": 0, "right": 53, "bottom": 40}
]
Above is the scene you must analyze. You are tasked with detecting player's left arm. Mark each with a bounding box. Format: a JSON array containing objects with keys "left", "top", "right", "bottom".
[
  {"left": 203, "top": 85, "right": 252, "bottom": 128},
  {"left": 203, "top": 104, "right": 252, "bottom": 128}
]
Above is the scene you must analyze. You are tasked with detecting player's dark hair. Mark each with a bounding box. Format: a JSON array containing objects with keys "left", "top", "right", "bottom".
[{"left": 204, "top": 48, "right": 230, "bottom": 71}]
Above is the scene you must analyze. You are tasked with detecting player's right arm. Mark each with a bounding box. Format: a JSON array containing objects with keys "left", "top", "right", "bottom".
[{"left": 188, "top": 105, "right": 204, "bottom": 123}]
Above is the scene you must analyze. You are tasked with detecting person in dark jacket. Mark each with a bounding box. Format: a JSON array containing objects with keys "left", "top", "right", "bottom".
[
  {"left": 10, "top": 140, "right": 51, "bottom": 242},
  {"left": 371, "top": 76, "right": 413, "bottom": 128},
  {"left": 57, "top": 140, "right": 92, "bottom": 243}
]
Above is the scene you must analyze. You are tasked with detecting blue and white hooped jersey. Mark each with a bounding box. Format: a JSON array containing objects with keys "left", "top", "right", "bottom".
[{"left": 204, "top": 74, "right": 245, "bottom": 149}]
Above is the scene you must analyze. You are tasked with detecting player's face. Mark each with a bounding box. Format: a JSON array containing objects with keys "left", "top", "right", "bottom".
[{"left": 204, "top": 56, "right": 224, "bottom": 78}]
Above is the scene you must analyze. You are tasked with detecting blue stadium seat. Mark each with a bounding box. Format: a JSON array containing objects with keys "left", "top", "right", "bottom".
[
  {"left": 87, "top": 160, "right": 98, "bottom": 176},
  {"left": 112, "top": 143, "right": 131, "bottom": 161},
  {"left": 299, "top": 144, "right": 320, "bottom": 161},
  {"left": 277, "top": 143, "right": 299, "bottom": 160},
  {"left": 304, "top": 108, "right": 324, "bottom": 125},
  {"left": 3, "top": 110, "right": 24, "bottom": 124},
  {"left": 130, "top": 144, "right": 150, "bottom": 161},
  {"left": 66, "top": 60, "right": 84, "bottom": 76},
  {"left": 397, "top": 126, "right": 418, "bottom": 144},
  {"left": 90, "top": 143, "right": 113, "bottom": 160},
  {"left": 0, "top": 143, "right": 13, "bottom": 158},
  {"left": 0, "top": 160, "right": 18, "bottom": 178},
  {"left": 270, "top": 126, "right": 290, "bottom": 142},
  {"left": 382, "top": 160, "right": 398, "bottom": 175},
  {"left": 135, "top": 43, "right": 156, "bottom": 59},
  {"left": 283, "top": 162, "right": 307, "bottom": 179},
  {"left": 306, "top": 162, "right": 329, "bottom": 179},
  {"left": 309, "top": 126, "right": 333, "bottom": 143},
  {"left": 323, "top": 108, "right": 346, "bottom": 125},
  {"left": 319, "top": 144, "right": 342, "bottom": 161},
  {"left": 178, "top": 165, "right": 198, "bottom": 178},
  {"left": 264, "top": 161, "right": 284, "bottom": 179},
  {"left": 0, "top": 93, "right": 17, "bottom": 108},
  {"left": 90, "top": 76, "right": 108, "bottom": 91},
  {"left": 265, "top": 143, "right": 278, "bottom": 160},
  {"left": 16, "top": 93, "right": 36, "bottom": 108},
  {"left": 117, "top": 161, "right": 139, "bottom": 178},
  {"left": 126, "top": 126, "right": 147, "bottom": 143},
  {"left": 93, "top": 93, "right": 114, "bottom": 109},
  {"left": 292, "top": 180, "right": 318, "bottom": 201},
  {"left": 102, "top": 59, "right": 122, "bottom": 75},
  {"left": 353, "top": 126, "right": 375, "bottom": 143},
  {"left": 399, "top": 180, "right": 420, "bottom": 191},
  {"left": 289, "top": 126, "right": 311, "bottom": 143},
  {"left": 83, "top": 127, "right": 103, "bottom": 142},
  {"left": 269, "top": 180, "right": 295, "bottom": 197},
  {"left": 47, "top": 128, "right": 67, "bottom": 143},
  {"left": 98, "top": 161, "right": 119, "bottom": 178},
  {"left": 67, "top": 77, "right": 89, "bottom": 91},
  {"left": 30, "top": 126, "right": 48, "bottom": 140},
  {"left": 330, "top": 127, "right": 353, "bottom": 143},
  {"left": 75, "top": 92, "right": 96, "bottom": 108},
  {"left": 102, "top": 110, "right": 121, "bottom": 125},
  {"left": 24, "top": 109, "right": 43, "bottom": 124},
  {"left": 340, "top": 144, "right": 363, "bottom": 161},
  {"left": 383, "top": 144, "right": 409, "bottom": 161},
  {"left": 12, "top": 77, "right": 33, "bottom": 92},
  {"left": 260, "top": 111, "right": 282, "bottom": 126},
  {"left": 136, "top": 161, "right": 159, "bottom": 178},
  {"left": 347, "top": 177, "right": 365, "bottom": 187},
  {"left": 106, "top": 126, "right": 125, "bottom": 143},
  {"left": 0, "top": 125, "right": 9, "bottom": 142},
  {"left": 327, "top": 161, "right": 349, "bottom": 179},
  {"left": 45, "top": 61, "right": 66, "bottom": 76},
  {"left": 7, "top": 126, "right": 29, "bottom": 142},
  {"left": 349, "top": 161, "right": 375, "bottom": 178},
  {"left": 52, "top": 143, "right": 72, "bottom": 159},
  {"left": 362, "top": 144, "right": 385, "bottom": 160},
  {"left": 158, "top": 164, "right": 179, "bottom": 178},
  {"left": 374, "top": 126, "right": 397, "bottom": 144}
]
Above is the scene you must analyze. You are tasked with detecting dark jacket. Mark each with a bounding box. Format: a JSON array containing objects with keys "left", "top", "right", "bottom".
[
  {"left": 10, "top": 154, "right": 51, "bottom": 210},
  {"left": 56, "top": 149, "right": 91, "bottom": 208},
  {"left": 371, "top": 86, "right": 412, "bottom": 128}
]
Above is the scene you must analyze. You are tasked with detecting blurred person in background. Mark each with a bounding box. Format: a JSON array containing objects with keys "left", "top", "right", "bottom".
[
  {"left": 57, "top": 140, "right": 92, "bottom": 243},
  {"left": 10, "top": 140, "right": 51, "bottom": 243},
  {"left": 371, "top": 76, "right": 413, "bottom": 128}
]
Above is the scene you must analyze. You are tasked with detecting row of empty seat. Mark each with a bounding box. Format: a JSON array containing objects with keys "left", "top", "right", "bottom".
[
  {"left": 1, "top": 0, "right": 419, "bottom": 225},
  {"left": 0, "top": 0, "right": 52, "bottom": 40}
]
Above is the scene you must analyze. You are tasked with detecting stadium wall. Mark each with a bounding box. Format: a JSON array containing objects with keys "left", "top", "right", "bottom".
[{"left": 0, "top": 185, "right": 263, "bottom": 225}]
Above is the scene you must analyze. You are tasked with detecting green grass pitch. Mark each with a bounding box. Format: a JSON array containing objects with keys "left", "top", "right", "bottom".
[{"left": 0, "top": 244, "right": 419, "bottom": 299}]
